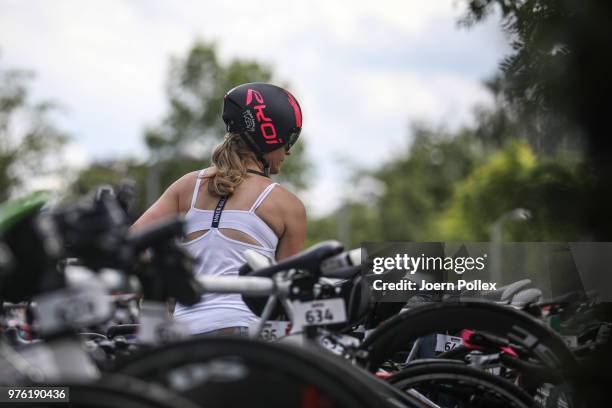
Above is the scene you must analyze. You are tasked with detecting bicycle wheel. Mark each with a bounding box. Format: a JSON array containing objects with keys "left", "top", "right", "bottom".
[
  {"left": 388, "top": 359, "right": 534, "bottom": 408},
  {"left": 115, "top": 336, "right": 423, "bottom": 408},
  {"left": 17, "top": 374, "right": 200, "bottom": 408},
  {"left": 359, "top": 301, "right": 576, "bottom": 374}
]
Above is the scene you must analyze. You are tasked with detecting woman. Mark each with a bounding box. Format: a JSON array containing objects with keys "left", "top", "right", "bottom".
[{"left": 131, "top": 82, "right": 307, "bottom": 335}]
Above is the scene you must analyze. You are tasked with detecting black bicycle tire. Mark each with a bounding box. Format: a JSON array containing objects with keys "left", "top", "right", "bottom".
[
  {"left": 359, "top": 301, "right": 577, "bottom": 374},
  {"left": 388, "top": 360, "right": 534, "bottom": 408},
  {"left": 114, "top": 336, "right": 423, "bottom": 408}
]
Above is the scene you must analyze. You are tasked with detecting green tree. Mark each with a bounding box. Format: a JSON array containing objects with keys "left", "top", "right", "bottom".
[
  {"left": 144, "top": 41, "right": 273, "bottom": 154},
  {"left": 373, "top": 126, "right": 480, "bottom": 241},
  {"left": 438, "top": 140, "right": 589, "bottom": 241},
  {"left": 306, "top": 201, "right": 383, "bottom": 249},
  {"left": 462, "top": 0, "right": 575, "bottom": 120},
  {"left": 74, "top": 40, "right": 311, "bottom": 216},
  {"left": 306, "top": 72, "right": 588, "bottom": 245},
  {"left": 305, "top": 126, "right": 480, "bottom": 246},
  {"left": 462, "top": 0, "right": 612, "bottom": 238},
  {"left": 471, "top": 75, "right": 581, "bottom": 156},
  {"left": 70, "top": 160, "right": 148, "bottom": 221},
  {"left": 0, "top": 60, "right": 67, "bottom": 202}
]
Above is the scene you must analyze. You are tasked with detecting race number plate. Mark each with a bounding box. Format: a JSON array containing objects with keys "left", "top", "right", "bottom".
[
  {"left": 249, "top": 321, "right": 292, "bottom": 341},
  {"left": 35, "top": 286, "right": 112, "bottom": 336},
  {"left": 139, "top": 301, "right": 180, "bottom": 344},
  {"left": 562, "top": 335, "right": 578, "bottom": 348},
  {"left": 486, "top": 367, "right": 502, "bottom": 375},
  {"left": 292, "top": 298, "right": 347, "bottom": 328},
  {"left": 435, "top": 334, "right": 463, "bottom": 352},
  {"left": 320, "top": 335, "right": 360, "bottom": 356}
]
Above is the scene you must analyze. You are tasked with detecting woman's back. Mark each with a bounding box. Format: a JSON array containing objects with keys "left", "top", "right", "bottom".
[
  {"left": 177, "top": 168, "right": 285, "bottom": 245},
  {"left": 173, "top": 169, "right": 283, "bottom": 334},
  {"left": 131, "top": 82, "right": 306, "bottom": 335}
]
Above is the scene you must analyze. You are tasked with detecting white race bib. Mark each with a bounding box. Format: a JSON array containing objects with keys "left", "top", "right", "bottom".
[
  {"left": 249, "top": 320, "right": 292, "bottom": 341},
  {"left": 292, "top": 298, "right": 347, "bottom": 328},
  {"left": 434, "top": 334, "right": 463, "bottom": 352}
]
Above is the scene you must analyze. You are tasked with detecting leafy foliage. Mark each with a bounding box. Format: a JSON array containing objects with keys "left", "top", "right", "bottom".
[
  {"left": 75, "top": 40, "right": 311, "bottom": 215},
  {"left": 373, "top": 127, "right": 481, "bottom": 241},
  {"left": 462, "top": 0, "right": 572, "bottom": 117},
  {"left": 462, "top": 0, "right": 612, "bottom": 238},
  {"left": 439, "top": 140, "right": 588, "bottom": 240},
  {"left": 305, "top": 126, "right": 482, "bottom": 246},
  {"left": 306, "top": 201, "right": 382, "bottom": 249},
  {"left": 0, "top": 61, "right": 68, "bottom": 202},
  {"left": 144, "top": 41, "right": 274, "bottom": 155},
  {"left": 306, "top": 75, "right": 589, "bottom": 246}
]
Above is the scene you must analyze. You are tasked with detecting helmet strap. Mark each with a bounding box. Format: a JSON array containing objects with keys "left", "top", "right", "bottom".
[
  {"left": 260, "top": 157, "right": 271, "bottom": 177},
  {"left": 239, "top": 132, "right": 271, "bottom": 177},
  {"left": 246, "top": 169, "right": 269, "bottom": 178}
]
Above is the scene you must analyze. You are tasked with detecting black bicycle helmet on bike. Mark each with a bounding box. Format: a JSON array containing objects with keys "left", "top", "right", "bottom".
[{"left": 222, "top": 82, "right": 302, "bottom": 175}]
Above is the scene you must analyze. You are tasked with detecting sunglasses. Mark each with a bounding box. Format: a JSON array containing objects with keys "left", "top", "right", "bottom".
[{"left": 286, "top": 129, "right": 301, "bottom": 150}]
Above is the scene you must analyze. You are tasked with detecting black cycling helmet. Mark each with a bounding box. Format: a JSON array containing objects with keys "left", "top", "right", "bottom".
[{"left": 222, "top": 82, "right": 302, "bottom": 175}]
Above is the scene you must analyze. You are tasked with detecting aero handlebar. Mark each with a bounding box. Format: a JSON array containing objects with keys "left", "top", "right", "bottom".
[
  {"left": 127, "top": 218, "right": 185, "bottom": 253},
  {"left": 245, "top": 240, "right": 344, "bottom": 277},
  {"left": 196, "top": 275, "right": 281, "bottom": 296}
]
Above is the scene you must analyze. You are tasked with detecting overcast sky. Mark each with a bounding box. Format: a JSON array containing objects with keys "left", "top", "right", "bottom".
[{"left": 0, "top": 0, "right": 508, "bottom": 215}]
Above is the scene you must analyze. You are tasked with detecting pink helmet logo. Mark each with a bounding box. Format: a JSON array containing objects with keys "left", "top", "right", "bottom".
[
  {"left": 245, "top": 89, "right": 264, "bottom": 106},
  {"left": 285, "top": 91, "right": 302, "bottom": 128},
  {"left": 245, "top": 88, "right": 278, "bottom": 144}
]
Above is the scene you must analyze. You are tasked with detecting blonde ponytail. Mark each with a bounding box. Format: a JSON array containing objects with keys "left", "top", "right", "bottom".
[{"left": 203, "top": 133, "right": 259, "bottom": 196}]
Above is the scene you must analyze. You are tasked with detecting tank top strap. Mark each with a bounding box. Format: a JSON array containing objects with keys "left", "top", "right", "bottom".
[
  {"left": 249, "top": 183, "right": 279, "bottom": 212},
  {"left": 190, "top": 169, "right": 207, "bottom": 208},
  {"left": 210, "top": 195, "right": 228, "bottom": 229}
]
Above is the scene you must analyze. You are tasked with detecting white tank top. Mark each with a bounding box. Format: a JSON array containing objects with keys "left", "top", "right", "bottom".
[{"left": 173, "top": 170, "right": 279, "bottom": 334}]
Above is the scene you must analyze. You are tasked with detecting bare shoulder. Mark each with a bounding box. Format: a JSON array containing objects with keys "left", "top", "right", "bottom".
[
  {"left": 270, "top": 184, "right": 306, "bottom": 218},
  {"left": 131, "top": 170, "right": 202, "bottom": 232},
  {"left": 253, "top": 182, "right": 307, "bottom": 242},
  {"left": 172, "top": 169, "right": 209, "bottom": 211},
  {"left": 172, "top": 170, "right": 201, "bottom": 190},
  {"left": 268, "top": 184, "right": 308, "bottom": 258},
  {"left": 170, "top": 168, "right": 214, "bottom": 194}
]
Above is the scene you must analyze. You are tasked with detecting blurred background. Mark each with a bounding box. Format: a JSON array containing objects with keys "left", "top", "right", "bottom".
[{"left": 1, "top": 0, "right": 611, "bottom": 247}]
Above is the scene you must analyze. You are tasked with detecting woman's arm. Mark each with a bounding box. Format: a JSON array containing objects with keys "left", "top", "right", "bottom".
[
  {"left": 275, "top": 190, "right": 307, "bottom": 261},
  {"left": 130, "top": 178, "right": 182, "bottom": 233}
]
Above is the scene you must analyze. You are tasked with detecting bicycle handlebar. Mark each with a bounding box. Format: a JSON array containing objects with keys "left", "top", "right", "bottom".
[
  {"left": 107, "top": 324, "right": 139, "bottom": 339},
  {"left": 196, "top": 275, "right": 281, "bottom": 296},
  {"left": 245, "top": 240, "right": 344, "bottom": 277},
  {"left": 127, "top": 218, "right": 185, "bottom": 253},
  {"left": 320, "top": 265, "right": 362, "bottom": 280}
]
